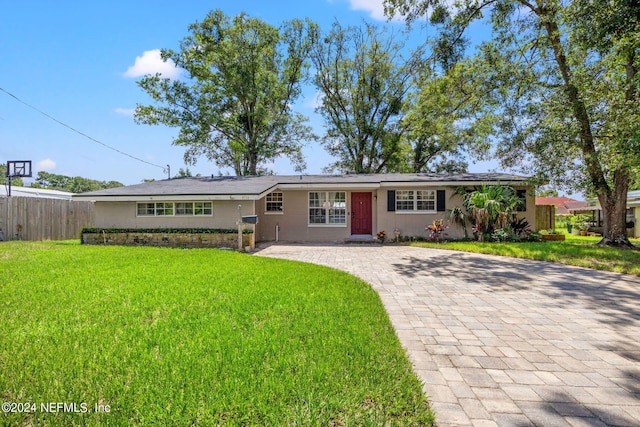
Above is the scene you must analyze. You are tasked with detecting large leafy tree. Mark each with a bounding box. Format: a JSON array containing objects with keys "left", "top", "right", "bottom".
[
  {"left": 30, "top": 172, "right": 123, "bottom": 193},
  {"left": 400, "top": 57, "right": 498, "bottom": 173},
  {"left": 0, "top": 163, "right": 24, "bottom": 187},
  {"left": 135, "top": 10, "right": 318, "bottom": 176},
  {"left": 386, "top": 0, "right": 639, "bottom": 248},
  {"left": 310, "top": 22, "right": 423, "bottom": 173}
]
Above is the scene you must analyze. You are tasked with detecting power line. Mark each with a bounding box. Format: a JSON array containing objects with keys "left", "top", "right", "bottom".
[{"left": 0, "top": 86, "right": 166, "bottom": 171}]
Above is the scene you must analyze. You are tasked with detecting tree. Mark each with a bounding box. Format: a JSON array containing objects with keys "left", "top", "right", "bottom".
[
  {"left": 461, "top": 184, "right": 523, "bottom": 241},
  {"left": 632, "top": 169, "right": 640, "bottom": 191},
  {"left": 385, "top": 0, "right": 639, "bottom": 248},
  {"left": 310, "top": 21, "right": 423, "bottom": 173},
  {"left": 135, "top": 10, "right": 318, "bottom": 176},
  {"left": 537, "top": 189, "right": 559, "bottom": 198},
  {"left": 30, "top": 172, "right": 123, "bottom": 193},
  {"left": 0, "top": 163, "right": 24, "bottom": 187},
  {"left": 174, "top": 167, "right": 192, "bottom": 178},
  {"left": 400, "top": 57, "right": 499, "bottom": 173},
  {"left": 447, "top": 206, "right": 469, "bottom": 239}
]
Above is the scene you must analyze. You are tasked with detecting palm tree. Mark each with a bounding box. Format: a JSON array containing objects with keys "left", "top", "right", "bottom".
[
  {"left": 447, "top": 207, "right": 469, "bottom": 239},
  {"left": 462, "top": 184, "right": 523, "bottom": 240}
]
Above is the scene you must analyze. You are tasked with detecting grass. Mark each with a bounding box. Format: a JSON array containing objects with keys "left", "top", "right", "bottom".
[
  {"left": 0, "top": 241, "right": 434, "bottom": 426},
  {"left": 412, "top": 233, "right": 640, "bottom": 276}
]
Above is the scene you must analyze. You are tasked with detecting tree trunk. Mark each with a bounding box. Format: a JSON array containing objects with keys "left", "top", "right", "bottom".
[
  {"left": 596, "top": 35, "right": 637, "bottom": 248},
  {"left": 536, "top": 4, "right": 634, "bottom": 248},
  {"left": 597, "top": 170, "right": 635, "bottom": 248},
  {"left": 248, "top": 144, "right": 258, "bottom": 176}
]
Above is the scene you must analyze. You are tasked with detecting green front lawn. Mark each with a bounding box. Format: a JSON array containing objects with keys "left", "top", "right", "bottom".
[
  {"left": 412, "top": 234, "right": 640, "bottom": 276},
  {"left": 0, "top": 241, "right": 434, "bottom": 426}
]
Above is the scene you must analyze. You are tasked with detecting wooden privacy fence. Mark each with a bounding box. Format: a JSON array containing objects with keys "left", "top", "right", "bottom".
[
  {"left": 535, "top": 204, "right": 556, "bottom": 231},
  {"left": 0, "top": 197, "right": 94, "bottom": 241}
]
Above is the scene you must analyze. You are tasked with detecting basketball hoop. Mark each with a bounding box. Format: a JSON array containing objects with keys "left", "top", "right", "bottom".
[
  {"left": 5, "top": 160, "right": 32, "bottom": 197},
  {"left": 7, "top": 160, "right": 32, "bottom": 178}
]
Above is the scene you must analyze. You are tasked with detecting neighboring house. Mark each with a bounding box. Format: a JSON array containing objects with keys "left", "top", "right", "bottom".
[
  {"left": 576, "top": 191, "right": 640, "bottom": 238},
  {"left": 535, "top": 196, "right": 588, "bottom": 215},
  {"left": 73, "top": 173, "right": 535, "bottom": 242},
  {"left": 0, "top": 185, "right": 73, "bottom": 200},
  {"left": 630, "top": 191, "right": 640, "bottom": 238}
]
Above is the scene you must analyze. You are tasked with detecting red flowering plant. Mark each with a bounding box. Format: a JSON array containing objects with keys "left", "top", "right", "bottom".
[
  {"left": 471, "top": 224, "right": 485, "bottom": 241},
  {"left": 426, "top": 219, "right": 449, "bottom": 243},
  {"left": 376, "top": 230, "right": 386, "bottom": 242}
]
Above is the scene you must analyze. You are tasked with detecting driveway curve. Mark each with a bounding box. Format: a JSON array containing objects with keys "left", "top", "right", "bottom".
[{"left": 255, "top": 244, "right": 640, "bottom": 427}]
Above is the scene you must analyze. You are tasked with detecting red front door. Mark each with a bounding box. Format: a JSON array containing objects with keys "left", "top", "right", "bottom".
[{"left": 351, "top": 192, "right": 372, "bottom": 235}]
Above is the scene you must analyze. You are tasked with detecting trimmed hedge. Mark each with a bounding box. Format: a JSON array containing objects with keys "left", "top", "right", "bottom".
[
  {"left": 80, "top": 228, "right": 255, "bottom": 249},
  {"left": 81, "top": 227, "right": 253, "bottom": 235}
]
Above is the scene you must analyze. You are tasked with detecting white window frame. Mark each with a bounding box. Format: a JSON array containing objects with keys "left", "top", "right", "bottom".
[
  {"left": 155, "top": 202, "right": 174, "bottom": 216},
  {"left": 175, "top": 202, "right": 194, "bottom": 216},
  {"left": 308, "top": 191, "right": 347, "bottom": 227},
  {"left": 396, "top": 190, "right": 436, "bottom": 213},
  {"left": 136, "top": 201, "right": 212, "bottom": 217},
  {"left": 193, "top": 202, "right": 213, "bottom": 216},
  {"left": 265, "top": 192, "right": 284, "bottom": 214},
  {"left": 137, "top": 202, "right": 156, "bottom": 216}
]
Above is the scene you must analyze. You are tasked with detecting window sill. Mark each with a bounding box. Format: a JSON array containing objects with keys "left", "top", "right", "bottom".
[{"left": 395, "top": 211, "right": 437, "bottom": 214}]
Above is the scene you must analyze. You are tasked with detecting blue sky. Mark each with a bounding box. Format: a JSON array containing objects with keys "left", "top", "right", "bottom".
[{"left": 1, "top": 0, "right": 498, "bottom": 186}]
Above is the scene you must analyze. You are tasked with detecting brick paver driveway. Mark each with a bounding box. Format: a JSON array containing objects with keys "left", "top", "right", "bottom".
[{"left": 255, "top": 244, "right": 640, "bottom": 427}]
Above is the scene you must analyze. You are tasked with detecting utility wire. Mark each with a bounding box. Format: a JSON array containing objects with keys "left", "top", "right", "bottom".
[{"left": 0, "top": 86, "right": 166, "bottom": 171}]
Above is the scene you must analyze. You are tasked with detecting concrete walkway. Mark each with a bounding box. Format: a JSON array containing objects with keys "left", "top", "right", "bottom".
[{"left": 254, "top": 244, "right": 640, "bottom": 427}]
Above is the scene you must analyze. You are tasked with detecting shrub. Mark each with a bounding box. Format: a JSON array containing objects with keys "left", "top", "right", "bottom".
[
  {"left": 526, "top": 231, "right": 543, "bottom": 242},
  {"left": 81, "top": 227, "right": 253, "bottom": 234},
  {"left": 491, "top": 228, "right": 518, "bottom": 242},
  {"left": 426, "top": 219, "right": 449, "bottom": 243}
]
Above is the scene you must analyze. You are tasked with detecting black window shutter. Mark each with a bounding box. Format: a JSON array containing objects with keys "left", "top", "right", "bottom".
[
  {"left": 387, "top": 190, "right": 396, "bottom": 211},
  {"left": 437, "top": 190, "right": 446, "bottom": 212}
]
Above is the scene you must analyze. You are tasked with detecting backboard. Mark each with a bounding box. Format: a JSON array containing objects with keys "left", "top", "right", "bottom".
[{"left": 6, "top": 160, "right": 32, "bottom": 178}]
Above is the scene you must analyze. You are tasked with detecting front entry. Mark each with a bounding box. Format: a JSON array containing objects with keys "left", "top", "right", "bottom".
[{"left": 351, "top": 192, "right": 372, "bottom": 235}]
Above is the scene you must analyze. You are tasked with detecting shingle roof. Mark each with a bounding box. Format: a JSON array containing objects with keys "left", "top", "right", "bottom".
[
  {"left": 535, "top": 197, "right": 590, "bottom": 215},
  {"left": 74, "top": 173, "right": 530, "bottom": 200}
]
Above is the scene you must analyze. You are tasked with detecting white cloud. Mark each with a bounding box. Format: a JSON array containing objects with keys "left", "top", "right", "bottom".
[
  {"left": 348, "top": 0, "right": 388, "bottom": 21},
  {"left": 114, "top": 107, "right": 135, "bottom": 116},
  {"left": 37, "top": 158, "right": 56, "bottom": 171},
  {"left": 124, "top": 49, "right": 182, "bottom": 79},
  {"left": 347, "top": 0, "right": 445, "bottom": 21},
  {"left": 303, "top": 91, "right": 324, "bottom": 110}
]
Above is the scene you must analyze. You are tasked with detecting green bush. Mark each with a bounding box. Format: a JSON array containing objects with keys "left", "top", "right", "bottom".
[{"left": 81, "top": 227, "right": 253, "bottom": 235}]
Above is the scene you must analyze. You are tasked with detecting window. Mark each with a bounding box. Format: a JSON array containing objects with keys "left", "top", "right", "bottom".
[
  {"left": 309, "top": 191, "right": 326, "bottom": 224},
  {"left": 155, "top": 202, "right": 174, "bottom": 216},
  {"left": 194, "top": 202, "right": 212, "bottom": 216},
  {"left": 308, "top": 191, "right": 346, "bottom": 225},
  {"left": 136, "top": 202, "right": 212, "bottom": 217},
  {"left": 137, "top": 203, "right": 155, "bottom": 216},
  {"left": 176, "top": 202, "right": 194, "bottom": 215},
  {"left": 265, "top": 192, "right": 283, "bottom": 213},
  {"left": 396, "top": 190, "right": 436, "bottom": 212},
  {"left": 328, "top": 192, "right": 346, "bottom": 224},
  {"left": 396, "top": 190, "right": 414, "bottom": 211},
  {"left": 416, "top": 190, "right": 435, "bottom": 211}
]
